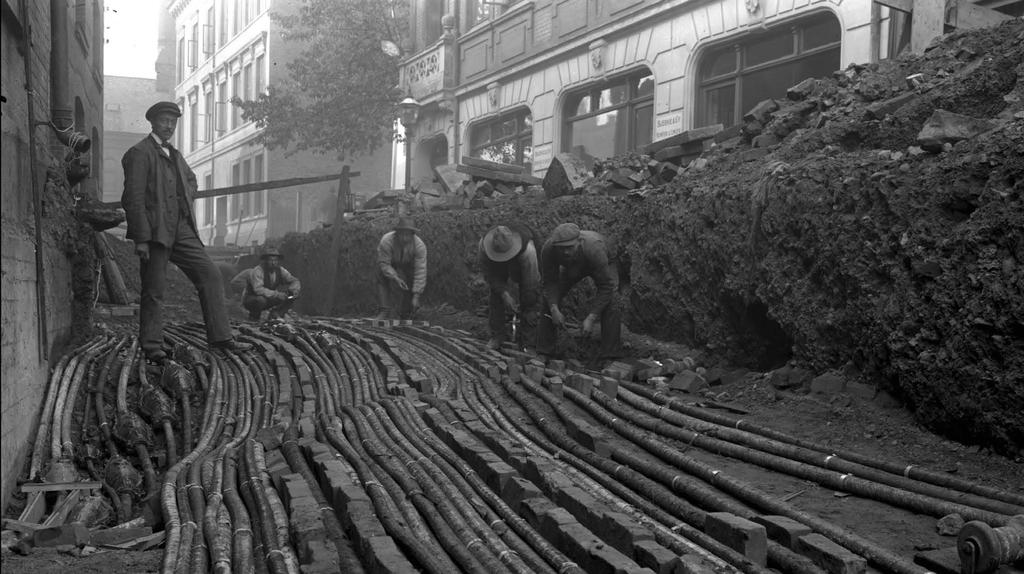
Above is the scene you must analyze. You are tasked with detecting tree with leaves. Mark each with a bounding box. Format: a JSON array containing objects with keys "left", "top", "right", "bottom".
[{"left": 236, "top": 0, "right": 409, "bottom": 159}]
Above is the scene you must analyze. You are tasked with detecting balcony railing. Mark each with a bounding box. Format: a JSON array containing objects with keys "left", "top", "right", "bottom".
[{"left": 403, "top": 40, "right": 451, "bottom": 101}]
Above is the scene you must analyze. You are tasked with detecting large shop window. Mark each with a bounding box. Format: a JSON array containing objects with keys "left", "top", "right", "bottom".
[
  {"left": 697, "top": 12, "right": 840, "bottom": 128},
  {"left": 563, "top": 70, "right": 654, "bottom": 166},
  {"left": 469, "top": 108, "right": 533, "bottom": 172}
]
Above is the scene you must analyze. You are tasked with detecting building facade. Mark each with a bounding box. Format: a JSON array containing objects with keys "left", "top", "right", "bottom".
[
  {"left": 1, "top": 0, "right": 105, "bottom": 510},
  {"left": 103, "top": 76, "right": 175, "bottom": 204},
  {"left": 166, "top": 0, "right": 393, "bottom": 249},
  {"left": 398, "top": 0, "right": 1020, "bottom": 178}
]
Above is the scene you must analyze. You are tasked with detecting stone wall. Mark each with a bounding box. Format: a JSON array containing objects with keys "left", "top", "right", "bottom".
[{"left": 1, "top": 0, "right": 104, "bottom": 510}]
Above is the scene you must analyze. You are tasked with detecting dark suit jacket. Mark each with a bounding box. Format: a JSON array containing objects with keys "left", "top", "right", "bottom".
[{"left": 121, "top": 135, "right": 199, "bottom": 248}]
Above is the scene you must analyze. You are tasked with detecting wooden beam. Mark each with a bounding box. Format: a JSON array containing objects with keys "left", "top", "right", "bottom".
[
  {"left": 17, "top": 492, "right": 45, "bottom": 524},
  {"left": 41, "top": 490, "right": 81, "bottom": 527},
  {"left": 875, "top": 0, "right": 913, "bottom": 14},
  {"left": 460, "top": 155, "right": 525, "bottom": 174},
  {"left": 195, "top": 170, "right": 359, "bottom": 199},
  {"left": 21, "top": 481, "right": 102, "bottom": 493},
  {"left": 2, "top": 518, "right": 44, "bottom": 534}
]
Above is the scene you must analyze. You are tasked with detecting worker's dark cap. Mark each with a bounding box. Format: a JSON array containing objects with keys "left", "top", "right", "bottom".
[
  {"left": 550, "top": 223, "right": 581, "bottom": 246},
  {"left": 145, "top": 101, "right": 182, "bottom": 121},
  {"left": 260, "top": 247, "right": 282, "bottom": 259}
]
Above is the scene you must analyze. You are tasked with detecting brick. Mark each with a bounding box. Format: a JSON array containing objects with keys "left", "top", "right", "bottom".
[
  {"left": 704, "top": 512, "right": 767, "bottom": 566},
  {"left": 567, "top": 373, "right": 597, "bottom": 397},
  {"left": 570, "top": 420, "right": 611, "bottom": 457},
  {"left": 544, "top": 376, "right": 564, "bottom": 397},
  {"left": 795, "top": 533, "right": 867, "bottom": 574},
  {"left": 299, "top": 416, "right": 317, "bottom": 439},
  {"left": 753, "top": 515, "right": 812, "bottom": 549},
  {"left": 633, "top": 539, "right": 679, "bottom": 574},
  {"left": 598, "top": 377, "right": 618, "bottom": 399},
  {"left": 343, "top": 499, "right": 388, "bottom": 544},
  {"left": 33, "top": 523, "right": 91, "bottom": 547},
  {"left": 669, "top": 371, "right": 708, "bottom": 393},
  {"left": 674, "top": 554, "right": 719, "bottom": 574},
  {"left": 519, "top": 497, "right": 558, "bottom": 529},
  {"left": 599, "top": 511, "right": 655, "bottom": 553},
  {"left": 366, "top": 535, "right": 419, "bottom": 574},
  {"left": 555, "top": 486, "right": 603, "bottom": 526},
  {"left": 501, "top": 476, "right": 544, "bottom": 512},
  {"left": 548, "top": 359, "right": 566, "bottom": 373},
  {"left": 507, "top": 363, "right": 522, "bottom": 381},
  {"left": 525, "top": 364, "right": 544, "bottom": 382},
  {"left": 299, "top": 539, "right": 339, "bottom": 571},
  {"left": 482, "top": 460, "right": 517, "bottom": 493}
]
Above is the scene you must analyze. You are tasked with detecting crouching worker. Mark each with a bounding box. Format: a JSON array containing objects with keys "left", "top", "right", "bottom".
[
  {"left": 537, "top": 223, "right": 622, "bottom": 360},
  {"left": 479, "top": 224, "right": 541, "bottom": 350},
  {"left": 376, "top": 216, "right": 427, "bottom": 319},
  {"left": 241, "top": 247, "right": 301, "bottom": 321}
]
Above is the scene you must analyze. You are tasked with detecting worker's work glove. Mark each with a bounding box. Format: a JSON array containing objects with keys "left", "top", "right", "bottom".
[
  {"left": 411, "top": 293, "right": 421, "bottom": 312},
  {"left": 549, "top": 305, "right": 565, "bottom": 328},
  {"left": 582, "top": 313, "right": 599, "bottom": 337},
  {"left": 135, "top": 241, "right": 150, "bottom": 262},
  {"left": 501, "top": 291, "right": 519, "bottom": 314},
  {"left": 393, "top": 277, "right": 409, "bottom": 291}
]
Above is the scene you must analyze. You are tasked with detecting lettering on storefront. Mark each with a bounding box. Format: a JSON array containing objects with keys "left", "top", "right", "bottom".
[
  {"left": 532, "top": 143, "right": 552, "bottom": 172},
  {"left": 654, "top": 111, "right": 684, "bottom": 140}
]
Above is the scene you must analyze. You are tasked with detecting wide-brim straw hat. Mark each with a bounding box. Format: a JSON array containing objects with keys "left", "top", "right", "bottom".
[{"left": 483, "top": 226, "right": 522, "bottom": 262}]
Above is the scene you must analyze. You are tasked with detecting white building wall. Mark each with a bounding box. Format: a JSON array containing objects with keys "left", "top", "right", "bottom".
[{"left": 447, "top": 0, "right": 874, "bottom": 178}]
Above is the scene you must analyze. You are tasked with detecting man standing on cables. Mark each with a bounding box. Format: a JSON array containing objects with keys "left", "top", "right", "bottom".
[{"left": 121, "top": 101, "right": 252, "bottom": 363}]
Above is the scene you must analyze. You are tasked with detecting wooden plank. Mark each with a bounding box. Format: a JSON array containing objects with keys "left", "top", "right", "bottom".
[
  {"left": 642, "top": 124, "right": 723, "bottom": 155},
  {"left": 41, "top": 490, "right": 81, "bottom": 527},
  {"left": 21, "top": 481, "right": 102, "bottom": 493},
  {"left": 17, "top": 492, "right": 45, "bottom": 524},
  {"left": 460, "top": 155, "right": 525, "bottom": 174},
  {"left": 455, "top": 164, "right": 542, "bottom": 185},
  {"left": 2, "top": 518, "right": 44, "bottom": 534},
  {"left": 433, "top": 163, "right": 471, "bottom": 195}
]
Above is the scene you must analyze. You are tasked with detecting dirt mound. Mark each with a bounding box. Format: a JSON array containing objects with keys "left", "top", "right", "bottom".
[{"left": 238, "top": 22, "right": 1024, "bottom": 454}]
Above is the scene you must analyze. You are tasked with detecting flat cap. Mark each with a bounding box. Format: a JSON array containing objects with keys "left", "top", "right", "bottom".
[
  {"left": 145, "top": 101, "right": 182, "bottom": 121},
  {"left": 550, "top": 223, "right": 581, "bottom": 246}
]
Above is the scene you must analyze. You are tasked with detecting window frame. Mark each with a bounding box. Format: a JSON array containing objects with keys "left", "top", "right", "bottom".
[
  {"left": 695, "top": 11, "right": 841, "bottom": 128},
  {"left": 561, "top": 68, "right": 655, "bottom": 162},
  {"left": 468, "top": 107, "right": 534, "bottom": 172}
]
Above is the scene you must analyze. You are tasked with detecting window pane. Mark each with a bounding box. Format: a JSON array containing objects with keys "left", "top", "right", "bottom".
[
  {"left": 796, "top": 47, "right": 841, "bottom": 83},
  {"left": 742, "top": 61, "right": 799, "bottom": 116},
  {"left": 634, "top": 75, "right": 654, "bottom": 98},
  {"left": 568, "top": 93, "right": 591, "bottom": 117},
  {"left": 703, "top": 84, "right": 735, "bottom": 127},
  {"left": 570, "top": 110, "right": 619, "bottom": 162},
  {"left": 479, "top": 141, "right": 520, "bottom": 165},
  {"left": 633, "top": 104, "right": 653, "bottom": 150},
  {"left": 745, "top": 30, "right": 794, "bottom": 67},
  {"left": 598, "top": 84, "right": 628, "bottom": 109},
  {"left": 803, "top": 16, "right": 841, "bottom": 51},
  {"left": 702, "top": 48, "right": 736, "bottom": 79}
]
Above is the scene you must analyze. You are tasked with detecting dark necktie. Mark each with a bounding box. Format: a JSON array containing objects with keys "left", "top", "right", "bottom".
[{"left": 161, "top": 141, "right": 175, "bottom": 157}]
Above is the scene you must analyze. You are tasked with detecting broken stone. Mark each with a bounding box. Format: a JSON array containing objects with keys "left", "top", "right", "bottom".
[
  {"left": 669, "top": 370, "right": 708, "bottom": 393},
  {"left": 917, "top": 109, "right": 995, "bottom": 152},
  {"left": 786, "top": 78, "right": 818, "bottom": 101},
  {"left": 744, "top": 99, "right": 779, "bottom": 123},
  {"left": 809, "top": 372, "right": 845, "bottom": 395},
  {"left": 936, "top": 513, "right": 964, "bottom": 536}
]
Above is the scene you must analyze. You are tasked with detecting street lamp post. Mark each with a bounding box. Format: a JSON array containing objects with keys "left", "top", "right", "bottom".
[{"left": 399, "top": 96, "right": 421, "bottom": 200}]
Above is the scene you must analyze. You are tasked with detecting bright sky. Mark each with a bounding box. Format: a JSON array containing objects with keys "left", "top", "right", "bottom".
[{"left": 104, "top": 0, "right": 160, "bottom": 78}]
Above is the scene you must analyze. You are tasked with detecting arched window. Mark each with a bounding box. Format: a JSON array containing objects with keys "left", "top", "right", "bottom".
[
  {"left": 696, "top": 12, "right": 841, "bottom": 127},
  {"left": 563, "top": 69, "right": 654, "bottom": 166},
  {"left": 469, "top": 108, "right": 533, "bottom": 172}
]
